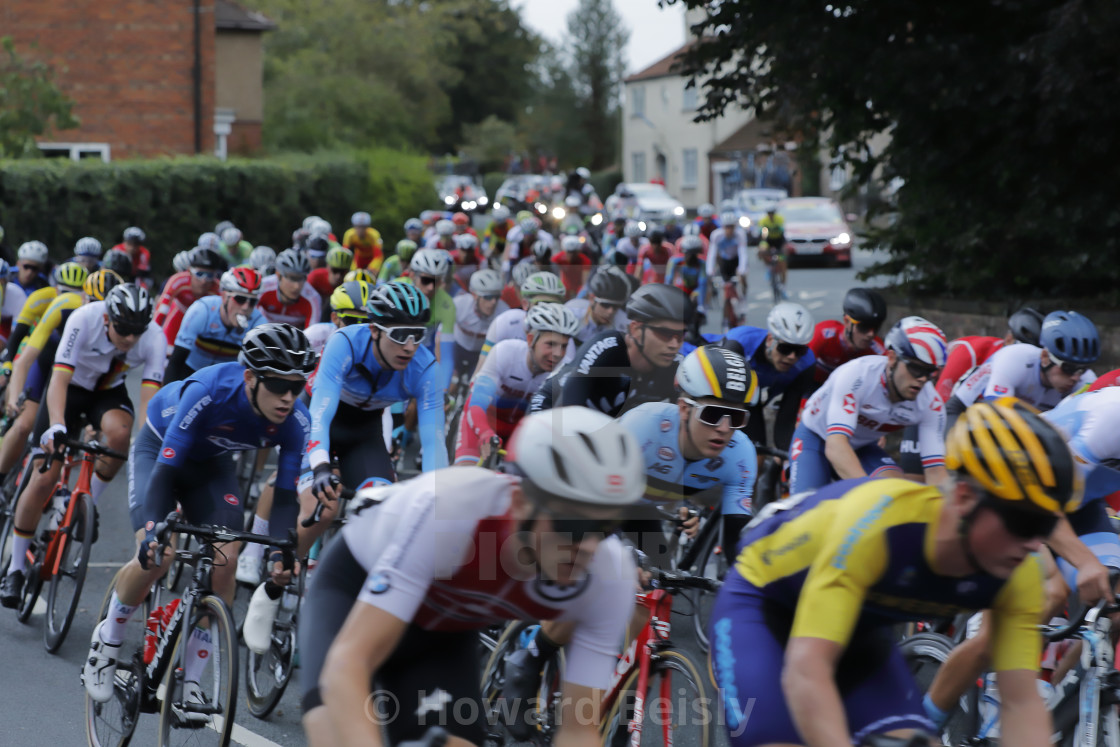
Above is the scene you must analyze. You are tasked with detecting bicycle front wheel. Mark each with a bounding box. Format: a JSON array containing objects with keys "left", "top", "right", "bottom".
[
  {"left": 45, "top": 491, "right": 94, "bottom": 652},
  {"left": 158, "top": 595, "right": 238, "bottom": 746},
  {"left": 601, "top": 648, "right": 715, "bottom": 747},
  {"left": 691, "top": 527, "right": 728, "bottom": 655},
  {"left": 86, "top": 569, "right": 150, "bottom": 747},
  {"left": 244, "top": 598, "right": 298, "bottom": 719}
]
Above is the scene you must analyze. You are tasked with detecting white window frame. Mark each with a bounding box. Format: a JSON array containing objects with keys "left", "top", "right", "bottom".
[
  {"left": 632, "top": 151, "right": 647, "bottom": 183},
  {"left": 682, "top": 148, "right": 699, "bottom": 188},
  {"left": 37, "top": 142, "right": 111, "bottom": 162},
  {"left": 682, "top": 83, "right": 698, "bottom": 112},
  {"left": 630, "top": 85, "right": 645, "bottom": 118}
]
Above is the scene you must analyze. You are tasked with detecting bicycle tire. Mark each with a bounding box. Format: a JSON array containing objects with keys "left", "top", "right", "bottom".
[
  {"left": 244, "top": 582, "right": 300, "bottom": 719},
  {"left": 480, "top": 620, "right": 566, "bottom": 744},
  {"left": 86, "top": 569, "right": 150, "bottom": 747},
  {"left": 44, "top": 490, "right": 94, "bottom": 652},
  {"left": 158, "top": 594, "right": 238, "bottom": 746},
  {"left": 898, "top": 632, "right": 977, "bottom": 745},
  {"left": 691, "top": 525, "right": 727, "bottom": 655},
  {"left": 601, "top": 648, "right": 714, "bottom": 747},
  {"left": 14, "top": 515, "right": 42, "bottom": 625},
  {"left": 0, "top": 449, "right": 35, "bottom": 577},
  {"left": 445, "top": 406, "right": 463, "bottom": 462}
]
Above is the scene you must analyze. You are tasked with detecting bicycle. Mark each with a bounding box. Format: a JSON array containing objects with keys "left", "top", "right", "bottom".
[
  {"left": 84, "top": 512, "right": 296, "bottom": 747},
  {"left": 481, "top": 568, "right": 719, "bottom": 747},
  {"left": 4, "top": 436, "right": 126, "bottom": 652},
  {"left": 720, "top": 276, "right": 744, "bottom": 332},
  {"left": 760, "top": 244, "right": 788, "bottom": 302}
]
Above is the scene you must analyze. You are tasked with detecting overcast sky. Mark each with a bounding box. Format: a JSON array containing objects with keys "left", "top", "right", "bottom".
[{"left": 518, "top": 0, "right": 686, "bottom": 75}]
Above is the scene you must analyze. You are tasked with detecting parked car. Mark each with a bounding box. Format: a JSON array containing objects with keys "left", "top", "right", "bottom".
[
  {"left": 734, "top": 188, "right": 788, "bottom": 244},
  {"left": 493, "top": 175, "right": 552, "bottom": 216},
  {"left": 778, "top": 197, "right": 854, "bottom": 268},
  {"left": 604, "top": 183, "right": 686, "bottom": 224},
  {"left": 437, "top": 175, "right": 489, "bottom": 213}
]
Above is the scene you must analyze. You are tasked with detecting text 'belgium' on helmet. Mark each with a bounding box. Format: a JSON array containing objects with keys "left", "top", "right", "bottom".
[
  {"left": 1040, "top": 310, "right": 1100, "bottom": 365},
  {"left": 588, "top": 266, "right": 631, "bottom": 305},
  {"left": 884, "top": 316, "right": 948, "bottom": 367},
  {"left": 275, "top": 248, "right": 310, "bottom": 277},
  {"left": 767, "top": 302, "right": 814, "bottom": 345},
  {"left": 1006, "top": 307, "right": 1044, "bottom": 346},
  {"left": 105, "top": 284, "right": 153, "bottom": 327},
  {"left": 367, "top": 280, "right": 431, "bottom": 326},
  {"left": 239, "top": 322, "right": 317, "bottom": 377},
  {"left": 946, "top": 397, "right": 1081, "bottom": 515},
  {"left": 525, "top": 302, "right": 579, "bottom": 338},
  {"left": 506, "top": 406, "right": 646, "bottom": 508},
  {"left": 842, "top": 288, "right": 887, "bottom": 327},
  {"left": 626, "top": 283, "right": 693, "bottom": 325},
  {"left": 410, "top": 248, "right": 451, "bottom": 278},
  {"left": 677, "top": 345, "right": 758, "bottom": 407}
]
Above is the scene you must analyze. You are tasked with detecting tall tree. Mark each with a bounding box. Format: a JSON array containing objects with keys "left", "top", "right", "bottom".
[
  {"left": 0, "top": 37, "right": 79, "bottom": 158},
  {"left": 565, "top": 0, "right": 628, "bottom": 169},
  {"left": 517, "top": 40, "right": 591, "bottom": 168}
]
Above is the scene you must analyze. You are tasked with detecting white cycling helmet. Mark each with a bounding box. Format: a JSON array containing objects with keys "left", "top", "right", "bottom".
[
  {"left": 172, "top": 250, "right": 192, "bottom": 274},
  {"left": 469, "top": 268, "right": 503, "bottom": 296},
  {"left": 767, "top": 302, "right": 814, "bottom": 345},
  {"left": 17, "top": 241, "right": 49, "bottom": 264},
  {"left": 531, "top": 240, "right": 552, "bottom": 261},
  {"left": 518, "top": 217, "right": 539, "bottom": 235},
  {"left": 507, "top": 407, "right": 645, "bottom": 507},
  {"left": 525, "top": 302, "right": 579, "bottom": 338},
  {"left": 410, "top": 248, "right": 451, "bottom": 278},
  {"left": 682, "top": 222, "right": 701, "bottom": 237},
  {"left": 74, "top": 237, "right": 103, "bottom": 257},
  {"left": 302, "top": 215, "right": 322, "bottom": 231},
  {"left": 560, "top": 235, "right": 582, "bottom": 253},
  {"left": 564, "top": 194, "right": 581, "bottom": 209},
  {"left": 309, "top": 218, "right": 332, "bottom": 237},
  {"left": 511, "top": 261, "right": 535, "bottom": 290},
  {"left": 435, "top": 219, "right": 455, "bottom": 237},
  {"left": 123, "top": 226, "right": 146, "bottom": 242},
  {"left": 492, "top": 205, "right": 511, "bottom": 222},
  {"left": 249, "top": 246, "right": 276, "bottom": 274},
  {"left": 719, "top": 211, "right": 738, "bottom": 226},
  {"left": 197, "top": 231, "right": 221, "bottom": 251},
  {"left": 520, "top": 271, "right": 565, "bottom": 300},
  {"left": 623, "top": 221, "right": 643, "bottom": 239},
  {"left": 220, "top": 227, "right": 242, "bottom": 247},
  {"left": 351, "top": 211, "right": 372, "bottom": 227},
  {"left": 697, "top": 203, "right": 716, "bottom": 218},
  {"left": 454, "top": 233, "right": 479, "bottom": 251}
]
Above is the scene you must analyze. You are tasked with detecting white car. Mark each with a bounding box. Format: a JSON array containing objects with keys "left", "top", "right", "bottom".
[
  {"left": 779, "top": 197, "right": 855, "bottom": 268},
  {"left": 604, "top": 183, "right": 686, "bottom": 224}
]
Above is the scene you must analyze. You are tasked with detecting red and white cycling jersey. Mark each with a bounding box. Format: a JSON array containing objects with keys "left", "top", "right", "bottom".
[
  {"left": 950, "top": 343, "right": 1091, "bottom": 411},
  {"left": 452, "top": 294, "right": 509, "bottom": 352},
  {"left": 340, "top": 467, "right": 635, "bottom": 689},
  {"left": 808, "top": 320, "right": 885, "bottom": 385},
  {"left": 258, "top": 274, "right": 321, "bottom": 329},
  {"left": 153, "top": 270, "right": 212, "bottom": 346},
  {"left": 800, "top": 355, "right": 946, "bottom": 467},
  {"left": 935, "top": 336, "right": 1004, "bottom": 402}
]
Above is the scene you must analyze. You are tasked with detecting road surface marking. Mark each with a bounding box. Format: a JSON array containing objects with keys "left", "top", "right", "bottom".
[{"left": 211, "top": 714, "right": 286, "bottom": 747}]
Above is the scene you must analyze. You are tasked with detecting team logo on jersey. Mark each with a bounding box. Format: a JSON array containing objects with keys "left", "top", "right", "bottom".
[
  {"left": 532, "top": 574, "right": 591, "bottom": 603},
  {"left": 366, "top": 572, "right": 391, "bottom": 594},
  {"left": 842, "top": 393, "right": 857, "bottom": 414},
  {"left": 658, "top": 446, "right": 675, "bottom": 461},
  {"left": 791, "top": 438, "right": 803, "bottom": 461},
  {"left": 265, "top": 424, "right": 278, "bottom": 435},
  {"left": 161, "top": 447, "right": 175, "bottom": 459},
  {"left": 145, "top": 521, "right": 155, "bottom": 532},
  {"left": 223, "top": 493, "right": 239, "bottom": 506},
  {"left": 992, "top": 385, "right": 1008, "bottom": 395},
  {"left": 705, "top": 457, "right": 724, "bottom": 471},
  {"left": 930, "top": 398, "right": 944, "bottom": 412},
  {"left": 660, "top": 419, "right": 672, "bottom": 432}
]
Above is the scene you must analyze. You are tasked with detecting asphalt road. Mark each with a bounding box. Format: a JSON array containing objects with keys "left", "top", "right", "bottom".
[{"left": 0, "top": 245, "right": 888, "bottom": 746}]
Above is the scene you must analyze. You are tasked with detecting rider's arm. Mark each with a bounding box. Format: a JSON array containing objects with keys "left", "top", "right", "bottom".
[
  {"left": 824, "top": 433, "right": 866, "bottom": 480},
  {"left": 736, "top": 230, "right": 749, "bottom": 275},
  {"left": 414, "top": 359, "right": 449, "bottom": 471},
  {"left": 783, "top": 637, "right": 853, "bottom": 747},
  {"left": 916, "top": 391, "right": 948, "bottom": 485},
  {"left": 464, "top": 365, "right": 500, "bottom": 442},
  {"left": 705, "top": 243, "right": 717, "bottom": 278},
  {"left": 45, "top": 362, "right": 73, "bottom": 429},
  {"left": 719, "top": 438, "right": 757, "bottom": 541},
  {"left": 1046, "top": 516, "right": 1112, "bottom": 602},
  {"left": 820, "top": 363, "right": 868, "bottom": 479},
  {"left": 135, "top": 328, "right": 167, "bottom": 427},
  {"left": 268, "top": 406, "right": 311, "bottom": 555},
  {"left": 163, "top": 346, "right": 194, "bottom": 384},
  {"left": 774, "top": 365, "right": 815, "bottom": 451},
  {"left": 6, "top": 341, "right": 40, "bottom": 407},
  {"left": 307, "top": 332, "right": 351, "bottom": 470}
]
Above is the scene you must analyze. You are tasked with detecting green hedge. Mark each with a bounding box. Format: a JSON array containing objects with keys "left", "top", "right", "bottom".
[{"left": 0, "top": 149, "right": 437, "bottom": 274}]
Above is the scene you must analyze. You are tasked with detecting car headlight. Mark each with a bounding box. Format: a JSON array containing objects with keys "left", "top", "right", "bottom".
[
  {"left": 638, "top": 221, "right": 647, "bottom": 232},
  {"left": 444, "top": 196, "right": 456, "bottom": 205},
  {"left": 552, "top": 206, "right": 566, "bottom": 221},
  {"left": 738, "top": 217, "right": 750, "bottom": 229},
  {"left": 591, "top": 213, "right": 603, "bottom": 226},
  {"left": 673, "top": 206, "right": 685, "bottom": 216},
  {"left": 536, "top": 203, "right": 547, "bottom": 214},
  {"left": 478, "top": 196, "right": 488, "bottom": 206},
  {"left": 493, "top": 202, "right": 502, "bottom": 210},
  {"left": 831, "top": 232, "right": 851, "bottom": 247}
]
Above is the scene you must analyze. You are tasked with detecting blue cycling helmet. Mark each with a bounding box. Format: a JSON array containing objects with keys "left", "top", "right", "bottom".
[
  {"left": 367, "top": 280, "right": 431, "bottom": 325},
  {"left": 1040, "top": 311, "right": 1100, "bottom": 365},
  {"left": 404, "top": 218, "right": 423, "bottom": 232}
]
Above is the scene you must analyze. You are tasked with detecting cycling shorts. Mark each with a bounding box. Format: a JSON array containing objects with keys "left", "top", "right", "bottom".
[
  {"left": 718, "top": 257, "right": 741, "bottom": 283},
  {"left": 31, "top": 383, "right": 133, "bottom": 444},
  {"left": 302, "top": 402, "right": 395, "bottom": 490},
  {"left": 709, "top": 577, "right": 934, "bottom": 746},
  {"left": 1057, "top": 500, "right": 1120, "bottom": 591},
  {"left": 787, "top": 423, "right": 899, "bottom": 494},
  {"left": 126, "top": 425, "right": 242, "bottom": 533},
  {"left": 298, "top": 538, "right": 487, "bottom": 745},
  {"left": 896, "top": 424, "right": 922, "bottom": 475},
  {"left": 453, "top": 342, "right": 480, "bottom": 382}
]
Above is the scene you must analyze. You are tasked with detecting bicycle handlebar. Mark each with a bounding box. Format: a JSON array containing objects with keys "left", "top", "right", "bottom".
[
  {"left": 652, "top": 569, "right": 721, "bottom": 594},
  {"left": 1042, "top": 596, "right": 1120, "bottom": 642},
  {"left": 38, "top": 436, "right": 129, "bottom": 472},
  {"left": 301, "top": 483, "right": 358, "bottom": 528},
  {"left": 754, "top": 444, "right": 789, "bottom": 460},
  {"left": 153, "top": 511, "right": 297, "bottom": 567}
]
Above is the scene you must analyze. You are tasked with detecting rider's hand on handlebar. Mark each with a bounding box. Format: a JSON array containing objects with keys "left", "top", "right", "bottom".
[
  {"left": 1076, "top": 556, "right": 1115, "bottom": 605},
  {"left": 479, "top": 435, "right": 500, "bottom": 464},
  {"left": 137, "top": 535, "right": 161, "bottom": 570},
  {"left": 679, "top": 506, "right": 700, "bottom": 539},
  {"left": 311, "top": 464, "right": 341, "bottom": 504},
  {"left": 40, "top": 423, "right": 67, "bottom": 455},
  {"left": 267, "top": 554, "right": 300, "bottom": 587}
]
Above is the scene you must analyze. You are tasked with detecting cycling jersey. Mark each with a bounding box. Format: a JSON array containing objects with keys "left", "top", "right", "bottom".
[
  {"left": 452, "top": 294, "right": 508, "bottom": 352},
  {"left": 1088, "top": 368, "right": 1120, "bottom": 391},
  {"left": 454, "top": 339, "right": 548, "bottom": 463},
  {"left": 665, "top": 256, "right": 709, "bottom": 312},
  {"left": 54, "top": 301, "right": 166, "bottom": 391},
  {"left": 695, "top": 218, "right": 719, "bottom": 240},
  {"left": 0, "top": 282, "right": 28, "bottom": 342},
  {"left": 218, "top": 239, "right": 253, "bottom": 266},
  {"left": 174, "top": 295, "right": 266, "bottom": 371},
  {"left": 563, "top": 298, "right": 628, "bottom": 348},
  {"left": 757, "top": 214, "right": 785, "bottom": 244},
  {"left": 609, "top": 236, "right": 644, "bottom": 264},
  {"left": 25, "top": 292, "right": 82, "bottom": 352},
  {"left": 480, "top": 308, "right": 527, "bottom": 356},
  {"left": 936, "top": 335, "right": 1004, "bottom": 402},
  {"left": 377, "top": 255, "right": 406, "bottom": 283},
  {"left": 550, "top": 251, "right": 593, "bottom": 296},
  {"left": 449, "top": 250, "right": 483, "bottom": 295},
  {"left": 808, "top": 320, "right": 885, "bottom": 385},
  {"left": 7, "top": 287, "right": 73, "bottom": 357},
  {"left": 482, "top": 219, "right": 513, "bottom": 252},
  {"left": 618, "top": 401, "right": 756, "bottom": 515},
  {"left": 154, "top": 270, "right": 212, "bottom": 346},
  {"left": 307, "top": 323, "right": 446, "bottom": 472},
  {"left": 111, "top": 242, "right": 153, "bottom": 278},
  {"left": 258, "top": 274, "right": 321, "bottom": 329},
  {"left": 304, "top": 321, "right": 337, "bottom": 356},
  {"left": 343, "top": 227, "right": 384, "bottom": 272},
  {"left": 424, "top": 236, "right": 457, "bottom": 253},
  {"left": 950, "top": 343, "right": 1081, "bottom": 413},
  {"left": 306, "top": 267, "right": 338, "bottom": 308},
  {"left": 705, "top": 228, "right": 749, "bottom": 278},
  {"left": 15, "top": 286, "right": 59, "bottom": 328}
]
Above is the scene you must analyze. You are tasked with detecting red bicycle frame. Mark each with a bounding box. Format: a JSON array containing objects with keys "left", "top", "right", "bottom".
[{"left": 32, "top": 448, "right": 96, "bottom": 581}]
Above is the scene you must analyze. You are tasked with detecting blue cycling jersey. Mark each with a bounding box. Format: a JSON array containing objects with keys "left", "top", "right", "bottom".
[
  {"left": 307, "top": 323, "right": 446, "bottom": 472},
  {"left": 174, "top": 295, "right": 266, "bottom": 371},
  {"left": 619, "top": 402, "right": 756, "bottom": 516},
  {"left": 694, "top": 326, "right": 815, "bottom": 401},
  {"left": 1044, "top": 388, "right": 1120, "bottom": 504}
]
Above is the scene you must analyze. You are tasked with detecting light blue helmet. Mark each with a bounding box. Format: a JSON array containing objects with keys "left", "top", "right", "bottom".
[
  {"left": 1040, "top": 311, "right": 1100, "bottom": 365},
  {"left": 366, "top": 281, "right": 431, "bottom": 325}
]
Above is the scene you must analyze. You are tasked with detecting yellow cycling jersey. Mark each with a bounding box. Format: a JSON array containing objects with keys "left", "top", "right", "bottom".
[
  {"left": 15, "top": 286, "right": 59, "bottom": 327},
  {"left": 733, "top": 478, "right": 1044, "bottom": 672},
  {"left": 25, "top": 292, "right": 83, "bottom": 351}
]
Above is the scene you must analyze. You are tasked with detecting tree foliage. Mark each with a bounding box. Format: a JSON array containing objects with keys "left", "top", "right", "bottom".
[
  {"left": 673, "top": 0, "right": 1120, "bottom": 300},
  {"left": 517, "top": 40, "right": 592, "bottom": 167},
  {"left": 0, "top": 37, "right": 79, "bottom": 158},
  {"left": 566, "top": 0, "right": 628, "bottom": 169}
]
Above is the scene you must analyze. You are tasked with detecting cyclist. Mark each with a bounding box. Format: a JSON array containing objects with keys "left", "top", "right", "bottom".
[
  {"left": 11, "top": 240, "right": 50, "bottom": 297},
  {"left": 110, "top": 226, "right": 154, "bottom": 291},
  {"left": 695, "top": 202, "right": 719, "bottom": 239},
  {"left": 532, "top": 283, "right": 691, "bottom": 417},
  {"left": 551, "top": 233, "right": 594, "bottom": 297},
  {"left": 82, "top": 324, "right": 314, "bottom": 706},
  {"left": 476, "top": 270, "right": 567, "bottom": 371},
  {"left": 153, "top": 245, "right": 227, "bottom": 346},
  {"left": 665, "top": 234, "right": 709, "bottom": 329},
  {"left": 403, "top": 217, "right": 424, "bottom": 246},
  {"left": 72, "top": 236, "right": 103, "bottom": 272},
  {"left": 504, "top": 216, "right": 553, "bottom": 274},
  {"left": 307, "top": 246, "right": 353, "bottom": 319},
  {"left": 757, "top": 205, "right": 788, "bottom": 291},
  {"left": 449, "top": 232, "right": 484, "bottom": 296},
  {"left": 248, "top": 245, "right": 277, "bottom": 276},
  {"left": 609, "top": 220, "right": 646, "bottom": 268},
  {"left": 3, "top": 260, "right": 89, "bottom": 364},
  {"left": 451, "top": 268, "right": 508, "bottom": 386},
  {"left": 710, "top": 397, "right": 1068, "bottom": 747},
  {"left": 219, "top": 226, "right": 253, "bottom": 265},
  {"left": 165, "top": 266, "right": 265, "bottom": 383},
  {"left": 304, "top": 280, "right": 371, "bottom": 355},
  {"left": 299, "top": 406, "right": 644, "bottom": 746},
  {"left": 483, "top": 204, "right": 514, "bottom": 257},
  {"left": 342, "top": 211, "right": 383, "bottom": 272},
  {"left": 564, "top": 265, "right": 630, "bottom": 347},
  {"left": 707, "top": 211, "right": 749, "bottom": 295},
  {"left": 0, "top": 285, "right": 166, "bottom": 607},
  {"left": 377, "top": 239, "right": 417, "bottom": 283},
  {"left": 631, "top": 226, "right": 670, "bottom": 284},
  {"left": 258, "top": 248, "right": 320, "bottom": 329},
  {"left": 453, "top": 303, "right": 578, "bottom": 465},
  {"left": 947, "top": 310, "right": 1098, "bottom": 425},
  {"left": 790, "top": 316, "right": 948, "bottom": 494},
  {"left": 398, "top": 248, "right": 457, "bottom": 388},
  {"left": 102, "top": 247, "right": 134, "bottom": 285},
  {"left": 424, "top": 218, "right": 457, "bottom": 252},
  {"left": 808, "top": 288, "right": 887, "bottom": 386}
]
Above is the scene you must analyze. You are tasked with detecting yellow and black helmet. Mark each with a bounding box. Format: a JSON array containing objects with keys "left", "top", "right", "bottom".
[
  {"left": 53, "top": 261, "right": 89, "bottom": 290},
  {"left": 676, "top": 344, "right": 758, "bottom": 407},
  {"left": 83, "top": 269, "right": 124, "bottom": 301},
  {"left": 344, "top": 268, "right": 377, "bottom": 285},
  {"left": 326, "top": 246, "right": 354, "bottom": 271},
  {"left": 946, "top": 397, "right": 1081, "bottom": 515},
  {"left": 330, "top": 280, "right": 371, "bottom": 324}
]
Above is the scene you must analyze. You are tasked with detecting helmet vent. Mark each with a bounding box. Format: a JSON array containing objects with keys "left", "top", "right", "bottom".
[
  {"left": 550, "top": 446, "right": 572, "bottom": 485},
  {"left": 578, "top": 432, "right": 600, "bottom": 462}
]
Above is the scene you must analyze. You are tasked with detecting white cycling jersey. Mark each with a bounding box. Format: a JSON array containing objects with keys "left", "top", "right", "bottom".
[
  {"left": 564, "top": 298, "right": 628, "bottom": 346},
  {"left": 55, "top": 301, "right": 166, "bottom": 389},
  {"left": 480, "top": 308, "right": 575, "bottom": 363},
  {"left": 341, "top": 467, "right": 636, "bottom": 689},
  {"left": 800, "top": 355, "right": 946, "bottom": 467},
  {"left": 304, "top": 321, "right": 337, "bottom": 356},
  {"left": 453, "top": 293, "right": 509, "bottom": 351},
  {"left": 951, "top": 343, "right": 1092, "bottom": 411},
  {"left": 505, "top": 227, "right": 555, "bottom": 254},
  {"left": 1, "top": 283, "right": 26, "bottom": 328},
  {"left": 611, "top": 237, "right": 646, "bottom": 263}
]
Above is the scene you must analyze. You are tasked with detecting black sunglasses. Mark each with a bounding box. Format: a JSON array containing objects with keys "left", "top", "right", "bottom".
[
  {"left": 902, "top": 357, "right": 940, "bottom": 381},
  {"left": 682, "top": 397, "right": 748, "bottom": 429},
  {"left": 845, "top": 316, "right": 880, "bottom": 334},
  {"left": 644, "top": 324, "right": 687, "bottom": 343},
  {"left": 417, "top": 274, "right": 439, "bottom": 287},
  {"left": 987, "top": 500, "right": 1058, "bottom": 540},
  {"left": 596, "top": 299, "right": 622, "bottom": 310},
  {"left": 775, "top": 342, "right": 809, "bottom": 357},
  {"left": 375, "top": 323, "right": 427, "bottom": 345},
  {"left": 257, "top": 377, "right": 306, "bottom": 396},
  {"left": 113, "top": 323, "right": 147, "bottom": 338},
  {"left": 1050, "top": 356, "right": 1087, "bottom": 377},
  {"left": 231, "top": 294, "right": 258, "bottom": 307},
  {"left": 478, "top": 294, "right": 500, "bottom": 302}
]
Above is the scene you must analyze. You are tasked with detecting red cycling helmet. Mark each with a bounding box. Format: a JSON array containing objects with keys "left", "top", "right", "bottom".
[
  {"left": 452, "top": 212, "right": 470, "bottom": 226},
  {"left": 220, "top": 266, "right": 263, "bottom": 296}
]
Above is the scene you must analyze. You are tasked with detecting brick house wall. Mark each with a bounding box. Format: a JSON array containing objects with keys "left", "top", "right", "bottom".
[{"left": 1, "top": 0, "right": 216, "bottom": 158}]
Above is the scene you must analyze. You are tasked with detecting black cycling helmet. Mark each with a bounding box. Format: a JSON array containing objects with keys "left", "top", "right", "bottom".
[
  {"left": 188, "top": 245, "right": 229, "bottom": 272},
  {"left": 306, "top": 235, "right": 331, "bottom": 256},
  {"left": 626, "top": 283, "right": 693, "bottom": 325},
  {"left": 648, "top": 228, "right": 665, "bottom": 243},
  {"left": 1007, "top": 307, "right": 1044, "bottom": 346},
  {"left": 842, "top": 288, "right": 887, "bottom": 327},
  {"left": 239, "top": 323, "right": 317, "bottom": 377},
  {"left": 588, "top": 267, "right": 631, "bottom": 305},
  {"left": 102, "top": 248, "right": 134, "bottom": 281},
  {"left": 367, "top": 281, "right": 431, "bottom": 325},
  {"left": 105, "top": 284, "right": 153, "bottom": 328}
]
